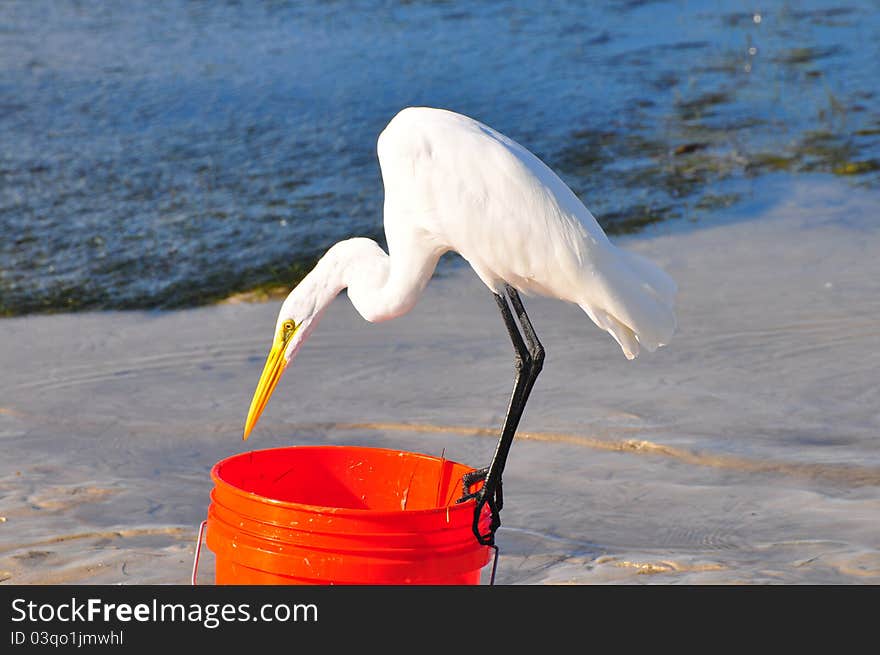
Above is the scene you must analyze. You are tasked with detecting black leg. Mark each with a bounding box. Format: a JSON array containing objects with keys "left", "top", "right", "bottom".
[
  {"left": 459, "top": 284, "right": 545, "bottom": 545},
  {"left": 507, "top": 286, "right": 545, "bottom": 403}
]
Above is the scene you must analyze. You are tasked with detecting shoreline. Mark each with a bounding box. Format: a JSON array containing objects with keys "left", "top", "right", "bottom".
[{"left": 1, "top": 177, "right": 879, "bottom": 584}]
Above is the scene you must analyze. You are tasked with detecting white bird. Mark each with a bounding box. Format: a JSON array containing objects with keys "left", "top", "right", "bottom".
[{"left": 243, "top": 106, "right": 677, "bottom": 544}]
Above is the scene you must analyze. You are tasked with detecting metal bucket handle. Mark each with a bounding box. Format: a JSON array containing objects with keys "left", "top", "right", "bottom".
[{"left": 190, "top": 519, "right": 207, "bottom": 585}]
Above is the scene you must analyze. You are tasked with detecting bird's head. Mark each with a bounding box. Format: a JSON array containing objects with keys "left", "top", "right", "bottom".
[{"left": 242, "top": 286, "right": 320, "bottom": 440}]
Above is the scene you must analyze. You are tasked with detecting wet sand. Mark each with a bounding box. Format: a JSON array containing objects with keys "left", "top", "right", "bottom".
[{"left": 1, "top": 177, "right": 878, "bottom": 584}]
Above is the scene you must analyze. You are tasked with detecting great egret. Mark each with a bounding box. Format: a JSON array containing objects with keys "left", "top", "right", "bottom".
[{"left": 243, "top": 107, "right": 677, "bottom": 545}]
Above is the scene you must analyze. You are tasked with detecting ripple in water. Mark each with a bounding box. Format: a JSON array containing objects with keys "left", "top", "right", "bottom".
[{"left": 1, "top": 1, "right": 877, "bottom": 315}]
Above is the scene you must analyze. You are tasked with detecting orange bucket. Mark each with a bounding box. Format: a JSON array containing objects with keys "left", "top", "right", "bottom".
[{"left": 204, "top": 445, "right": 493, "bottom": 584}]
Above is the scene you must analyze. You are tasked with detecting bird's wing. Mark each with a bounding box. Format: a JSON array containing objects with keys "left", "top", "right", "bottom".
[
  {"left": 378, "top": 107, "right": 676, "bottom": 357},
  {"left": 378, "top": 107, "right": 601, "bottom": 294}
]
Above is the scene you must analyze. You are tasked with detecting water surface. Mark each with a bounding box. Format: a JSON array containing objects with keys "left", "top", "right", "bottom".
[{"left": 1, "top": 0, "right": 877, "bottom": 314}]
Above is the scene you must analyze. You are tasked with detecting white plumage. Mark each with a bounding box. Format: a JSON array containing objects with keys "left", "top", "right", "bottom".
[
  {"left": 376, "top": 106, "right": 676, "bottom": 359},
  {"left": 244, "top": 106, "right": 677, "bottom": 440}
]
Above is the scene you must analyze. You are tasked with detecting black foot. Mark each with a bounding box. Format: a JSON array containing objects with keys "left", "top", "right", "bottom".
[
  {"left": 458, "top": 467, "right": 489, "bottom": 503},
  {"left": 457, "top": 467, "right": 503, "bottom": 546}
]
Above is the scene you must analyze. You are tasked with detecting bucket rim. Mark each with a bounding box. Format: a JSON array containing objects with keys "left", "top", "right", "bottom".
[{"left": 210, "top": 444, "right": 481, "bottom": 519}]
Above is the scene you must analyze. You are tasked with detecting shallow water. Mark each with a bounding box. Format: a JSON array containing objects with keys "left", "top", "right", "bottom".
[
  {"left": 1, "top": 0, "right": 878, "bottom": 314},
  {"left": 1, "top": 177, "right": 878, "bottom": 584}
]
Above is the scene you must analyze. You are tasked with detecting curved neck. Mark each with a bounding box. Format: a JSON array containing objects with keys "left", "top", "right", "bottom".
[{"left": 300, "top": 237, "right": 441, "bottom": 323}]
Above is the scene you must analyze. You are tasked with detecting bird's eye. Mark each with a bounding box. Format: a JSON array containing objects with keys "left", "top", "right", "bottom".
[{"left": 281, "top": 320, "right": 296, "bottom": 336}]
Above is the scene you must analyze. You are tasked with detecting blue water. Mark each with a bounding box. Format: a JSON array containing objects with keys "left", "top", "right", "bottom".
[{"left": 1, "top": 0, "right": 877, "bottom": 315}]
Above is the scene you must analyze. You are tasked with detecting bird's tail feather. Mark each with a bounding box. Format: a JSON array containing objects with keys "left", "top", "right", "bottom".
[{"left": 578, "top": 245, "right": 677, "bottom": 359}]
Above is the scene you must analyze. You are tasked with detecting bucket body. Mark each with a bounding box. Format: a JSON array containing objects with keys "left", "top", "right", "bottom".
[{"left": 205, "top": 445, "right": 492, "bottom": 584}]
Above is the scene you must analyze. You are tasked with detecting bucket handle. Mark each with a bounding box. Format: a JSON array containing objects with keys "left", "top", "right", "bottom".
[
  {"left": 191, "top": 519, "right": 208, "bottom": 585},
  {"left": 489, "top": 545, "right": 500, "bottom": 585}
]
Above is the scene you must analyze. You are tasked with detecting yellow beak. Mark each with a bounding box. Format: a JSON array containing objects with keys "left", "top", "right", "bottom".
[{"left": 242, "top": 329, "right": 296, "bottom": 440}]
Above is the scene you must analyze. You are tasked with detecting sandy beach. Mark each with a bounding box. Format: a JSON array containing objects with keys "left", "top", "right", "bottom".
[{"left": 1, "top": 176, "right": 879, "bottom": 584}]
